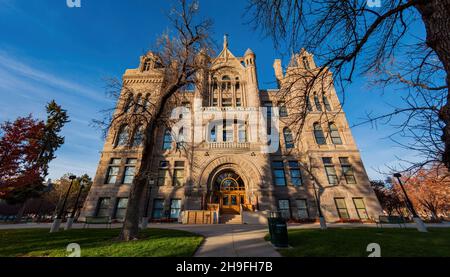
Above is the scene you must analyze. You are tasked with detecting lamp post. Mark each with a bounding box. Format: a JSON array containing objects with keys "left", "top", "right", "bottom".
[
  {"left": 394, "top": 173, "right": 427, "bottom": 232},
  {"left": 65, "top": 177, "right": 88, "bottom": 230},
  {"left": 311, "top": 178, "right": 327, "bottom": 230},
  {"left": 141, "top": 178, "right": 154, "bottom": 230},
  {"left": 50, "top": 175, "right": 76, "bottom": 233}
]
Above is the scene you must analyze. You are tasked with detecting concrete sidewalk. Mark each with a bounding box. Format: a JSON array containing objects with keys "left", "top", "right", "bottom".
[{"left": 149, "top": 224, "right": 281, "bottom": 257}]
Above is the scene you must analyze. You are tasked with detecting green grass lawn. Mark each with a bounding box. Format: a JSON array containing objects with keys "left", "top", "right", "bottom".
[
  {"left": 0, "top": 228, "right": 203, "bottom": 257},
  {"left": 274, "top": 227, "right": 450, "bottom": 257}
]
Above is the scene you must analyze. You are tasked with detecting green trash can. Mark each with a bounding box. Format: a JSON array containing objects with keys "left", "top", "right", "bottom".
[{"left": 267, "top": 212, "right": 288, "bottom": 248}]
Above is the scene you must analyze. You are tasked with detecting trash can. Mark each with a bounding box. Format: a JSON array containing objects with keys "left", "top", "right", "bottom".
[{"left": 267, "top": 211, "right": 288, "bottom": 248}]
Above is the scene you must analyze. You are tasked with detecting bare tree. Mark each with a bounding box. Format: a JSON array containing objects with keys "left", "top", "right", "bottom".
[
  {"left": 247, "top": 0, "right": 450, "bottom": 172},
  {"left": 95, "top": 0, "right": 214, "bottom": 241}
]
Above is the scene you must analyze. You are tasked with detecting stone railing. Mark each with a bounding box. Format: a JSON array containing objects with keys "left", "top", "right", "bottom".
[{"left": 208, "top": 142, "right": 250, "bottom": 149}]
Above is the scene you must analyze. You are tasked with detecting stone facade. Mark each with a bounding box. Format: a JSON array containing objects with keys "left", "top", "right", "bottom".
[{"left": 80, "top": 37, "right": 382, "bottom": 223}]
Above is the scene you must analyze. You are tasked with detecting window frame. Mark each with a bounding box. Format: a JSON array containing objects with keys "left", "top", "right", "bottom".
[
  {"left": 323, "top": 157, "right": 338, "bottom": 185},
  {"left": 353, "top": 198, "right": 369, "bottom": 220},
  {"left": 272, "top": 161, "right": 287, "bottom": 186},
  {"left": 334, "top": 198, "right": 350, "bottom": 219},
  {"left": 288, "top": 161, "right": 303, "bottom": 186},
  {"left": 313, "top": 123, "right": 327, "bottom": 145}
]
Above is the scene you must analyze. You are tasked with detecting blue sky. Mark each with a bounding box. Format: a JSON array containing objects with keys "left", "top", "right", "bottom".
[{"left": 0, "top": 0, "right": 422, "bottom": 181}]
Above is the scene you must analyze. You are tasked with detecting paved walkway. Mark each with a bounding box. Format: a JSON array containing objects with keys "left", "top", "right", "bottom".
[{"left": 147, "top": 224, "right": 281, "bottom": 257}]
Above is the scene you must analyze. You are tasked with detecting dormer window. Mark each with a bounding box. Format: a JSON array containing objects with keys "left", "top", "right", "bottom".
[{"left": 302, "top": 56, "right": 310, "bottom": 70}]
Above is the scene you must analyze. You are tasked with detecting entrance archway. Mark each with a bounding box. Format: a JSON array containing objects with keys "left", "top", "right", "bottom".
[{"left": 210, "top": 170, "right": 246, "bottom": 214}]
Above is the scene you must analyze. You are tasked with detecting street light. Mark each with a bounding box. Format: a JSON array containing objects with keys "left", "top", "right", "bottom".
[
  {"left": 311, "top": 177, "right": 327, "bottom": 230},
  {"left": 141, "top": 178, "right": 155, "bottom": 230},
  {"left": 65, "top": 177, "right": 88, "bottom": 230},
  {"left": 50, "top": 175, "right": 76, "bottom": 233},
  {"left": 394, "top": 173, "right": 427, "bottom": 232}
]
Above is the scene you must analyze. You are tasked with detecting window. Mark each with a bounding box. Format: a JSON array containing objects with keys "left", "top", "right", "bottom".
[
  {"left": 329, "top": 123, "right": 343, "bottom": 145},
  {"left": 177, "top": 127, "right": 186, "bottom": 147},
  {"left": 152, "top": 199, "right": 164, "bottom": 219},
  {"left": 238, "top": 123, "right": 247, "bottom": 142},
  {"left": 96, "top": 198, "right": 111, "bottom": 217},
  {"left": 272, "top": 161, "right": 286, "bottom": 186},
  {"left": 313, "top": 123, "right": 326, "bottom": 145},
  {"left": 296, "top": 199, "right": 309, "bottom": 219},
  {"left": 323, "top": 96, "right": 332, "bottom": 111},
  {"left": 114, "top": 198, "right": 128, "bottom": 220},
  {"left": 283, "top": 128, "right": 294, "bottom": 149},
  {"left": 323, "top": 157, "right": 338, "bottom": 185},
  {"left": 264, "top": 102, "right": 273, "bottom": 134},
  {"left": 335, "top": 198, "right": 350, "bottom": 219},
  {"left": 143, "top": 60, "right": 151, "bottom": 71},
  {"left": 289, "top": 161, "right": 303, "bottom": 186},
  {"left": 115, "top": 125, "right": 129, "bottom": 147},
  {"left": 353, "top": 198, "right": 368, "bottom": 219},
  {"left": 173, "top": 161, "right": 185, "bottom": 186},
  {"left": 133, "top": 94, "right": 142, "bottom": 113},
  {"left": 122, "top": 159, "right": 137, "bottom": 184},
  {"left": 236, "top": 98, "right": 242, "bottom": 107},
  {"left": 279, "top": 102, "right": 288, "bottom": 117},
  {"left": 131, "top": 125, "right": 144, "bottom": 147},
  {"left": 209, "top": 125, "right": 217, "bottom": 142},
  {"left": 163, "top": 129, "right": 173, "bottom": 150},
  {"left": 105, "top": 158, "right": 121, "bottom": 184},
  {"left": 306, "top": 98, "right": 313, "bottom": 112},
  {"left": 124, "top": 96, "right": 133, "bottom": 113},
  {"left": 213, "top": 98, "right": 218, "bottom": 106},
  {"left": 170, "top": 199, "right": 181, "bottom": 219},
  {"left": 302, "top": 56, "right": 310, "bottom": 70},
  {"left": 157, "top": 161, "right": 169, "bottom": 186},
  {"left": 340, "top": 157, "right": 356, "bottom": 184},
  {"left": 314, "top": 95, "right": 322, "bottom": 111},
  {"left": 222, "top": 98, "right": 232, "bottom": 107},
  {"left": 236, "top": 82, "right": 240, "bottom": 90},
  {"left": 278, "top": 199, "right": 291, "bottom": 219},
  {"left": 223, "top": 121, "right": 233, "bottom": 142}
]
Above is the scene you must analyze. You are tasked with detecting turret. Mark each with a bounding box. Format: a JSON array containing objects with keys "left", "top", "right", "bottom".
[{"left": 273, "top": 59, "right": 283, "bottom": 88}]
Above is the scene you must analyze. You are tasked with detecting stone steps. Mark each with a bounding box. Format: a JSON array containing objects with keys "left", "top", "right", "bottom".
[{"left": 220, "top": 214, "right": 242, "bottom": 224}]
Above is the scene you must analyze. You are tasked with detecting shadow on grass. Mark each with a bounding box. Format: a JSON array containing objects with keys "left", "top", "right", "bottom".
[{"left": 0, "top": 228, "right": 203, "bottom": 257}]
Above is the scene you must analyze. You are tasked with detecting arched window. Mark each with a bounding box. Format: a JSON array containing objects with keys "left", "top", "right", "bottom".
[
  {"left": 279, "top": 101, "right": 288, "bottom": 117},
  {"left": 323, "top": 96, "right": 332, "bottom": 111},
  {"left": 302, "top": 56, "right": 310, "bottom": 70},
  {"left": 329, "top": 123, "right": 342, "bottom": 145},
  {"left": 143, "top": 94, "right": 150, "bottom": 113},
  {"left": 306, "top": 97, "right": 313, "bottom": 112},
  {"left": 162, "top": 129, "right": 173, "bottom": 150},
  {"left": 313, "top": 123, "right": 326, "bottom": 145},
  {"left": 131, "top": 125, "right": 144, "bottom": 147},
  {"left": 134, "top": 94, "right": 142, "bottom": 113},
  {"left": 116, "top": 125, "right": 129, "bottom": 147},
  {"left": 284, "top": 128, "right": 294, "bottom": 149},
  {"left": 143, "top": 60, "right": 152, "bottom": 71},
  {"left": 178, "top": 127, "right": 185, "bottom": 143},
  {"left": 314, "top": 95, "right": 322, "bottom": 111},
  {"left": 124, "top": 95, "right": 133, "bottom": 113}
]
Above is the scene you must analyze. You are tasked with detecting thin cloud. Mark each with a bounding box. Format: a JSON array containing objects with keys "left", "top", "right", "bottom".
[{"left": 0, "top": 50, "right": 107, "bottom": 103}]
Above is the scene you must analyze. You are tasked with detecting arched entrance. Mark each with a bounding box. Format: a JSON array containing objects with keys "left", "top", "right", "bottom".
[{"left": 210, "top": 170, "right": 246, "bottom": 214}]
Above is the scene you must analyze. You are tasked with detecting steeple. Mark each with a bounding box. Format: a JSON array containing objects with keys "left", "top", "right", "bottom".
[{"left": 223, "top": 34, "right": 229, "bottom": 50}]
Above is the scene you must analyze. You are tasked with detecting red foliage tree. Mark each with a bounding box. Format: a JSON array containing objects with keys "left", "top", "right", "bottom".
[
  {"left": 399, "top": 165, "right": 450, "bottom": 221},
  {"left": 0, "top": 115, "right": 45, "bottom": 198}
]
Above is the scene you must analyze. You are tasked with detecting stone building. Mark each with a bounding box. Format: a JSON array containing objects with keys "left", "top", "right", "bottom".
[{"left": 80, "top": 37, "right": 382, "bottom": 224}]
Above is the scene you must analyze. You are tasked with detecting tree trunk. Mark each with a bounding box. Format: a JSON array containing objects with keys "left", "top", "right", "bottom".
[
  {"left": 119, "top": 122, "right": 157, "bottom": 241},
  {"left": 15, "top": 199, "right": 30, "bottom": 223},
  {"left": 415, "top": 0, "right": 450, "bottom": 168}
]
